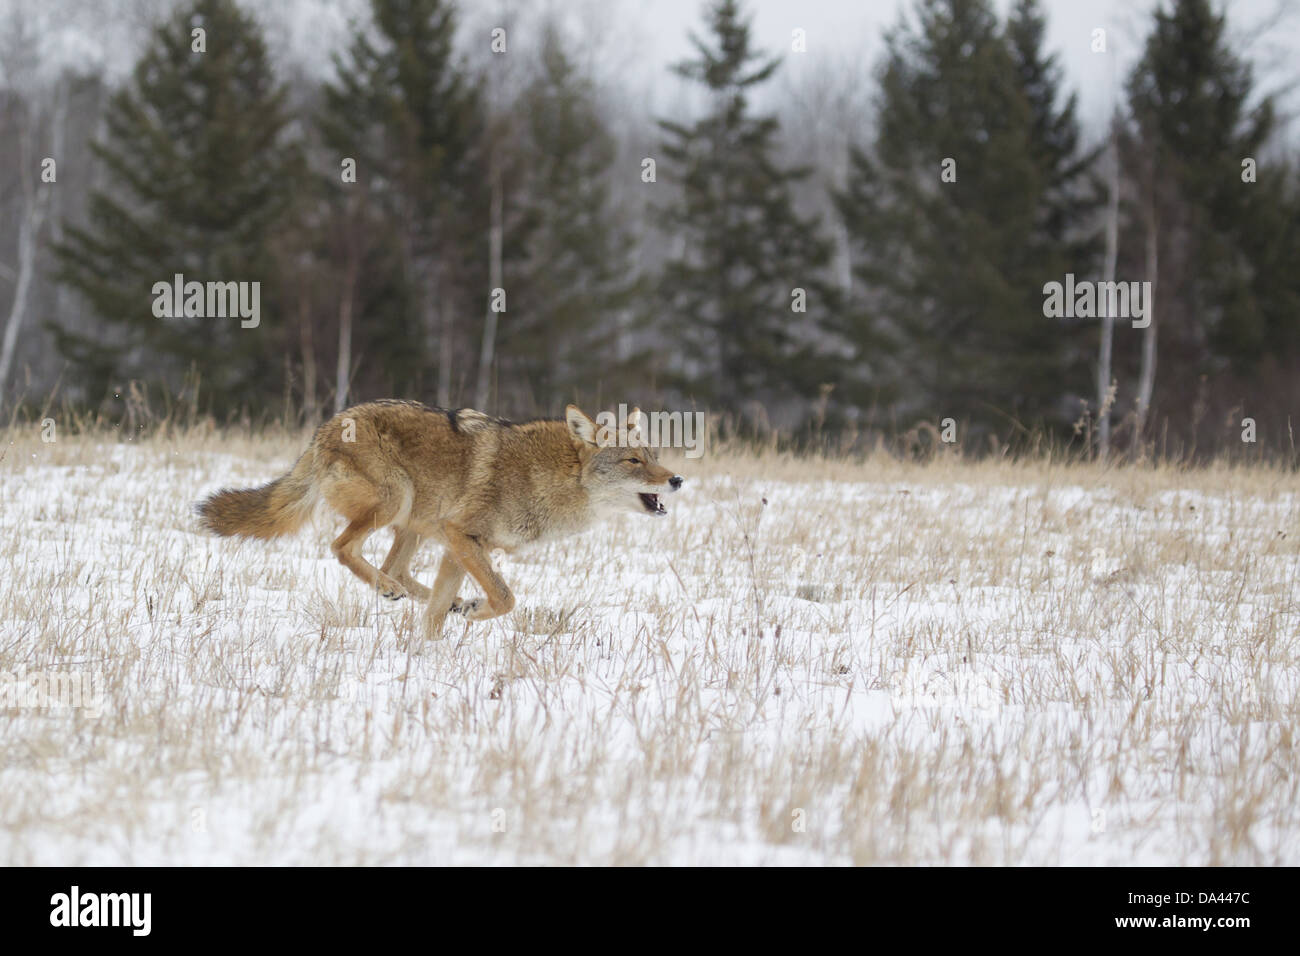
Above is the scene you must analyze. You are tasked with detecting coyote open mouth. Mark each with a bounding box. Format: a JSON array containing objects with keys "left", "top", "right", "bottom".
[{"left": 639, "top": 492, "right": 667, "bottom": 516}]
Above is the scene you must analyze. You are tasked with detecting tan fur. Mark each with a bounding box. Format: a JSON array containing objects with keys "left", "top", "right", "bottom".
[{"left": 197, "top": 401, "right": 682, "bottom": 638}]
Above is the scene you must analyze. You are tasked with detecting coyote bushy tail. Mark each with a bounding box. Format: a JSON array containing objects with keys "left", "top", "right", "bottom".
[{"left": 197, "top": 452, "right": 319, "bottom": 539}]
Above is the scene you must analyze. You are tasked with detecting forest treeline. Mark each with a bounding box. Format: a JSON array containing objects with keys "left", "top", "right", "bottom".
[{"left": 1, "top": 0, "right": 1297, "bottom": 459}]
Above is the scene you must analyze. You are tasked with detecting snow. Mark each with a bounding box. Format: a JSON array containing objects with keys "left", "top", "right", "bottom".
[{"left": 1, "top": 439, "right": 1297, "bottom": 864}]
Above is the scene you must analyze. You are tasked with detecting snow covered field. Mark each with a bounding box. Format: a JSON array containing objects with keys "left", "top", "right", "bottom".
[{"left": 1, "top": 429, "right": 1298, "bottom": 865}]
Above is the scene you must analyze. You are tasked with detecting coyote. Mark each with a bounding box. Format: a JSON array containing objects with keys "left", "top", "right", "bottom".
[{"left": 197, "top": 402, "right": 683, "bottom": 637}]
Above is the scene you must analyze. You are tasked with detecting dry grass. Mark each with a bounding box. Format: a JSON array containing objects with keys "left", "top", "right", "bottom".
[{"left": 0, "top": 424, "right": 1297, "bottom": 864}]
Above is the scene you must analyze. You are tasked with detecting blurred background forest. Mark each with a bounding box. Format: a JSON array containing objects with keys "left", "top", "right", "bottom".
[{"left": 1, "top": 0, "right": 1298, "bottom": 459}]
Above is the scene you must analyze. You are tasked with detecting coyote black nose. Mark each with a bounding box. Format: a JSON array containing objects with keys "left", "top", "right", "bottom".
[{"left": 669, "top": 476, "right": 683, "bottom": 491}]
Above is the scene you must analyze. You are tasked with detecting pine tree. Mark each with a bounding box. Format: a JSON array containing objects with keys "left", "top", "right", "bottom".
[
  {"left": 657, "top": 0, "right": 839, "bottom": 414},
  {"left": 51, "top": 0, "right": 301, "bottom": 414},
  {"left": 1007, "top": 0, "right": 1091, "bottom": 239},
  {"left": 1006, "top": 0, "right": 1100, "bottom": 418},
  {"left": 492, "top": 24, "right": 640, "bottom": 411},
  {"left": 1124, "top": 0, "right": 1279, "bottom": 382},
  {"left": 278, "top": 148, "right": 417, "bottom": 416},
  {"left": 836, "top": 0, "right": 1092, "bottom": 435},
  {"left": 320, "top": 0, "right": 486, "bottom": 407}
]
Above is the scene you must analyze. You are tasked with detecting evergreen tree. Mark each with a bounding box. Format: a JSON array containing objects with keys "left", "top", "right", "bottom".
[
  {"left": 657, "top": 0, "right": 839, "bottom": 414},
  {"left": 1007, "top": 0, "right": 1091, "bottom": 241},
  {"left": 278, "top": 143, "right": 417, "bottom": 416},
  {"left": 51, "top": 0, "right": 301, "bottom": 414},
  {"left": 1006, "top": 0, "right": 1101, "bottom": 417},
  {"left": 320, "top": 0, "right": 486, "bottom": 406},
  {"left": 836, "top": 0, "right": 1093, "bottom": 434},
  {"left": 493, "top": 24, "right": 640, "bottom": 411},
  {"left": 1124, "top": 0, "right": 1280, "bottom": 377}
]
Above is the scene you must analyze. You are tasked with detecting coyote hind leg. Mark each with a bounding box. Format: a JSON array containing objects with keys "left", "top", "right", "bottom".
[
  {"left": 381, "top": 527, "right": 430, "bottom": 600},
  {"left": 330, "top": 506, "right": 407, "bottom": 600}
]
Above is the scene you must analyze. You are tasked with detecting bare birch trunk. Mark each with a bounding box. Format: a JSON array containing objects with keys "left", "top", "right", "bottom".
[
  {"left": 434, "top": 267, "right": 452, "bottom": 408},
  {"left": 1134, "top": 191, "right": 1159, "bottom": 452},
  {"left": 1097, "top": 116, "right": 1120, "bottom": 460},
  {"left": 334, "top": 254, "right": 358, "bottom": 413},
  {"left": 299, "top": 279, "right": 318, "bottom": 423},
  {"left": 0, "top": 197, "right": 46, "bottom": 401},
  {"left": 475, "top": 153, "right": 503, "bottom": 412},
  {"left": 0, "top": 103, "right": 52, "bottom": 403}
]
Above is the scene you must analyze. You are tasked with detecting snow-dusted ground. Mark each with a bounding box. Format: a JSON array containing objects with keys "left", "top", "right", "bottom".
[{"left": 1, "top": 435, "right": 1298, "bottom": 864}]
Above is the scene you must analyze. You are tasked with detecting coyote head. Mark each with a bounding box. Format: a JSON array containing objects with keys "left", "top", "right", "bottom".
[{"left": 566, "top": 404, "right": 684, "bottom": 517}]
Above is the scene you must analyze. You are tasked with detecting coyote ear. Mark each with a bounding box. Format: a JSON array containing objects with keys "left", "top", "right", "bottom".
[
  {"left": 624, "top": 406, "right": 644, "bottom": 433},
  {"left": 565, "top": 404, "right": 598, "bottom": 446}
]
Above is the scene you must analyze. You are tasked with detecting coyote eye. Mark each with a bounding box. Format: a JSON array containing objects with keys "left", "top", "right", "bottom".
[{"left": 624, "top": 457, "right": 641, "bottom": 464}]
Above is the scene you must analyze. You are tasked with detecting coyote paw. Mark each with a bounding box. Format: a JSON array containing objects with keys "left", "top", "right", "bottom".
[
  {"left": 377, "top": 576, "right": 408, "bottom": 601},
  {"left": 450, "top": 597, "right": 480, "bottom": 615},
  {"left": 400, "top": 578, "right": 432, "bottom": 602}
]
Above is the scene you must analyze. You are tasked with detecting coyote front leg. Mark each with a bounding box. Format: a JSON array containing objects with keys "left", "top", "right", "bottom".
[
  {"left": 331, "top": 509, "right": 408, "bottom": 600},
  {"left": 441, "top": 525, "right": 515, "bottom": 622},
  {"left": 422, "top": 552, "right": 467, "bottom": 639}
]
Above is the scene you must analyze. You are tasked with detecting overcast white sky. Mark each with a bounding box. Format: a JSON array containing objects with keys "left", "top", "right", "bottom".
[
  {"left": 599, "top": 0, "right": 1300, "bottom": 138},
  {"left": 10, "top": 0, "right": 1299, "bottom": 145}
]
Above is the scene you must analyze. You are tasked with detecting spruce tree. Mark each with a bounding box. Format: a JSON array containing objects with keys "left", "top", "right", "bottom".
[
  {"left": 1124, "top": 0, "right": 1280, "bottom": 375},
  {"left": 836, "top": 0, "right": 1092, "bottom": 434},
  {"left": 320, "top": 0, "right": 486, "bottom": 406},
  {"left": 493, "top": 25, "right": 639, "bottom": 411},
  {"left": 51, "top": 0, "right": 301, "bottom": 414},
  {"left": 657, "top": 0, "right": 839, "bottom": 413},
  {"left": 1006, "top": 0, "right": 1100, "bottom": 417}
]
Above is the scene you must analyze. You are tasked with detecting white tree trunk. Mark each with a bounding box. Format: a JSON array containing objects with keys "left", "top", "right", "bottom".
[
  {"left": 0, "top": 92, "right": 54, "bottom": 404},
  {"left": 0, "top": 195, "right": 47, "bottom": 401},
  {"left": 299, "top": 278, "right": 318, "bottom": 423},
  {"left": 435, "top": 270, "right": 452, "bottom": 408},
  {"left": 1097, "top": 116, "right": 1120, "bottom": 461},
  {"left": 334, "top": 255, "right": 357, "bottom": 413},
  {"left": 475, "top": 154, "right": 503, "bottom": 412},
  {"left": 1134, "top": 192, "right": 1159, "bottom": 450}
]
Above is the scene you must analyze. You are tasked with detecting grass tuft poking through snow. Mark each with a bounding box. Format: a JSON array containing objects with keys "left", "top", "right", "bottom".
[{"left": 1, "top": 428, "right": 1297, "bottom": 864}]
